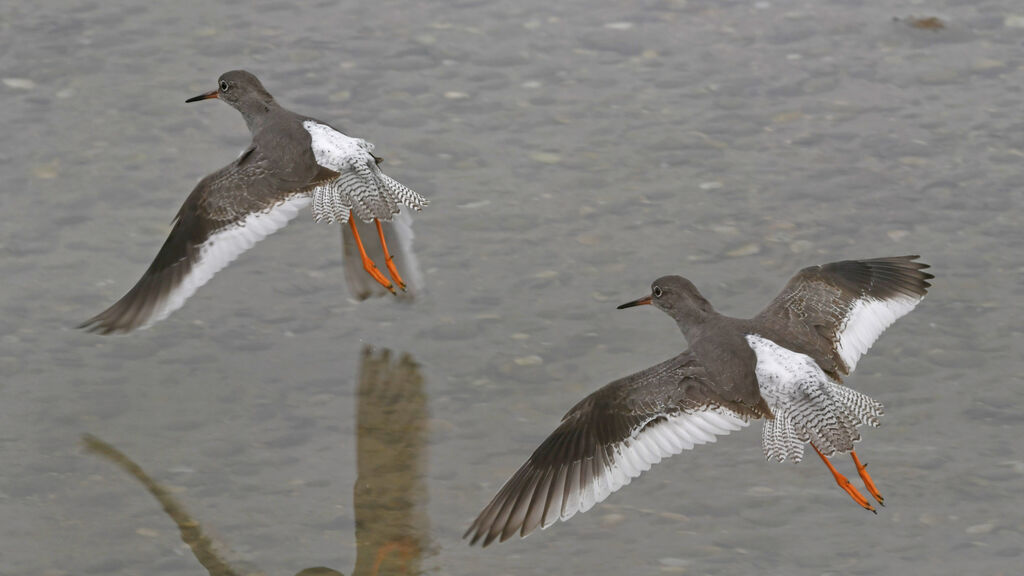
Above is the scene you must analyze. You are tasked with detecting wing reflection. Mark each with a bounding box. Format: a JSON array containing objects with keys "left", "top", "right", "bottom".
[
  {"left": 82, "top": 346, "right": 431, "bottom": 576},
  {"left": 81, "top": 434, "right": 248, "bottom": 576}
]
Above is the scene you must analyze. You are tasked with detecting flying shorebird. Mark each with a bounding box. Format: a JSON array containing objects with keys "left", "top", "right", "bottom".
[
  {"left": 80, "top": 70, "right": 427, "bottom": 334},
  {"left": 465, "top": 255, "right": 932, "bottom": 546}
]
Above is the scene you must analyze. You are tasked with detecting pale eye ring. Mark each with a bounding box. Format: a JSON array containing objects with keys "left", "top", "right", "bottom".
[
  {"left": 652, "top": 286, "right": 663, "bottom": 298},
  {"left": 219, "top": 80, "right": 230, "bottom": 92}
]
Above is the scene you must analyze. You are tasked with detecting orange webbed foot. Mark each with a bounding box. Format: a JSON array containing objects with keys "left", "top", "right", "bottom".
[
  {"left": 813, "top": 445, "right": 877, "bottom": 513},
  {"left": 852, "top": 451, "right": 884, "bottom": 506},
  {"left": 350, "top": 219, "right": 395, "bottom": 294},
  {"left": 375, "top": 219, "right": 406, "bottom": 291}
]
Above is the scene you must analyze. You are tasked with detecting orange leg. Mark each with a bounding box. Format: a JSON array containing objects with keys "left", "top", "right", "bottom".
[
  {"left": 812, "top": 445, "right": 876, "bottom": 513},
  {"left": 371, "top": 540, "right": 415, "bottom": 576},
  {"left": 851, "top": 450, "right": 884, "bottom": 506},
  {"left": 349, "top": 219, "right": 395, "bottom": 294},
  {"left": 374, "top": 219, "right": 406, "bottom": 291}
]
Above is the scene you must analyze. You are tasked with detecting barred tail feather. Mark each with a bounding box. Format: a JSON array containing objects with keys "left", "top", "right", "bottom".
[
  {"left": 303, "top": 120, "right": 428, "bottom": 224},
  {"left": 762, "top": 382, "right": 884, "bottom": 463},
  {"left": 381, "top": 173, "right": 429, "bottom": 211},
  {"left": 312, "top": 182, "right": 351, "bottom": 224}
]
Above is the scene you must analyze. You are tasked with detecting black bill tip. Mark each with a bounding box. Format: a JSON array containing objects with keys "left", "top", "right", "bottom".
[{"left": 617, "top": 295, "right": 652, "bottom": 309}]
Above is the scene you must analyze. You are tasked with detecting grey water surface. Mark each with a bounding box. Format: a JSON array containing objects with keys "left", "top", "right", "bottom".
[{"left": 1, "top": 0, "right": 1022, "bottom": 574}]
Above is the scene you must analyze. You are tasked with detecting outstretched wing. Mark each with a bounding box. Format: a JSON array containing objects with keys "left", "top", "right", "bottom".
[
  {"left": 303, "top": 120, "right": 428, "bottom": 224},
  {"left": 464, "top": 352, "right": 753, "bottom": 547},
  {"left": 79, "top": 147, "right": 332, "bottom": 334},
  {"left": 754, "top": 255, "right": 933, "bottom": 377}
]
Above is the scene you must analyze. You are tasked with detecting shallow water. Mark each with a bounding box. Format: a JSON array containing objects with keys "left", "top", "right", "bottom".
[{"left": 1, "top": 0, "right": 1023, "bottom": 574}]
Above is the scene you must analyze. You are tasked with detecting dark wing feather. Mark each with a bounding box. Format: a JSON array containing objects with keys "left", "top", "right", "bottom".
[
  {"left": 753, "top": 255, "right": 932, "bottom": 377},
  {"left": 464, "top": 351, "right": 753, "bottom": 546}
]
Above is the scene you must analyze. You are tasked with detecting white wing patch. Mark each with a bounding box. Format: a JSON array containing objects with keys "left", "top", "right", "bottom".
[
  {"left": 550, "top": 408, "right": 748, "bottom": 529},
  {"left": 303, "top": 121, "right": 428, "bottom": 224},
  {"left": 746, "top": 334, "right": 883, "bottom": 463},
  {"left": 836, "top": 295, "right": 922, "bottom": 372},
  {"left": 144, "top": 196, "right": 311, "bottom": 329}
]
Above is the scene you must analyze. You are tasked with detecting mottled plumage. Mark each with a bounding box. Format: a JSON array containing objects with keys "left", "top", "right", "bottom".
[
  {"left": 465, "top": 351, "right": 749, "bottom": 546},
  {"left": 752, "top": 256, "right": 933, "bottom": 377},
  {"left": 80, "top": 70, "right": 426, "bottom": 334},
  {"left": 466, "top": 256, "right": 932, "bottom": 546}
]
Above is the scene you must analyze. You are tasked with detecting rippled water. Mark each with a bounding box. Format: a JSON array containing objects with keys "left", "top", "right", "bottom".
[{"left": 1, "top": 0, "right": 1022, "bottom": 574}]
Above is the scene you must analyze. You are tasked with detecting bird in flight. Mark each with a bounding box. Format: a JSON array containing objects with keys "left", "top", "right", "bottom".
[
  {"left": 465, "top": 256, "right": 932, "bottom": 546},
  {"left": 80, "top": 70, "right": 427, "bottom": 334}
]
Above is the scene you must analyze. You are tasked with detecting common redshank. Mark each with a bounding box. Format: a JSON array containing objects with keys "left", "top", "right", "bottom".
[
  {"left": 465, "top": 256, "right": 932, "bottom": 546},
  {"left": 80, "top": 70, "right": 427, "bottom": 334}
]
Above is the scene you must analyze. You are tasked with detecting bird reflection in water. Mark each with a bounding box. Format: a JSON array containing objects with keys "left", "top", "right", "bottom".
[
  {"left": 353, "top": 347, "right": 431, "bottom": 576},
  {"left": 81, "top": 434, "right": 249, "bottom": 576},
  {"left": 83, "top": 346, "right": 430, "bottom": 576}
]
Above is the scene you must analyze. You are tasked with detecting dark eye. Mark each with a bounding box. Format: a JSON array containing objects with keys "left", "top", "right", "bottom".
[
  {"left": 219, "top": 80, "right": 230, "bottom": 92},
  {"left": 653, "top": 286, "right": 663, "bottom": 298}
]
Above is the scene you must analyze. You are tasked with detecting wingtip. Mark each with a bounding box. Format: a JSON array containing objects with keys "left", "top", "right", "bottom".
[
  {"left": 77, "top": 311, "right": 135, "bottom": 336},
  {"left": 463, "top": 520, "right": 508, "bottom": 548},
  {"left": 77, "top": 316, "right": 112, "bottom": 335},
  {"left": 463, "top": 526, "right": 485, "bottom": 547},
  {"left": 906, "top": 255, "right": 935, "bottom": 290},
  {"left": 903, "top": 254, "right": 933, "bottom": 273},
  {"left": 482, "top": 531, "right": 500, "bottom": 547},
  {"left": 78, "top": 302, "right": 158, "bottom": 335}
]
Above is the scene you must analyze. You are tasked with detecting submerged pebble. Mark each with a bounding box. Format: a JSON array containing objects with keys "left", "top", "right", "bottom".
[
  {"left": 600, "top": 513, "right": 626, "bottom": 528},
  {"left": 3, "top": 78, "right": 35, "bottom": 90},
  {"left": 529, "top": 151, "right": 562, "bottom": 164},
  {"left": 724, "top": 243, "right": 761, "bottom": 258},
  {"left": 514, "top": 355, "right": 543, "bottom": 366},
  {"left": 966, "top": 523, "right": 995, "bottom": 534}
]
